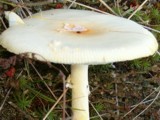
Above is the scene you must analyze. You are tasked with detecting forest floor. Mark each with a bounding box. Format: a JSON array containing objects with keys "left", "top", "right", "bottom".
[{"left": 0, "top": 0, "right": 160, "bottom": 120}]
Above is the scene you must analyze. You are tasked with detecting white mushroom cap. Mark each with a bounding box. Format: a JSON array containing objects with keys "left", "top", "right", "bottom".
[
  {"left": 4, "top": 11, "right": 25, "bottom": 26},
  {"left": 0, "top": 9, "right": 158, "bottom": 65}
]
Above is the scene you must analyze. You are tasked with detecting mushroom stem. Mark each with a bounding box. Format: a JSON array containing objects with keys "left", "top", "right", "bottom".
[{"left": 71, "top": 64, "right": 90, "bottom": 120}]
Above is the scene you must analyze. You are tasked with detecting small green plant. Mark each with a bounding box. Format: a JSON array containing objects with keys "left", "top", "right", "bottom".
[
  {"left": 90, "top": 102, "right": 105, "bottom": 120},
  {"left": 131, "top": 59, "right": 151, "bottom": 71},
  {"left": 35, "top": 107, "right": 59, "bottom": 120},
  {"left": 13, "top": 92, "right": 33, "bottom": 110},
  {"left": 18, "top": 75, "right": 55, "bottom": 103},
  {"left": 90, "top": 64, "right": 113, "bottom": 73},
  {"left": 0, "top": 0, "right": 160, "bottom": 120},
  {"left": 150, "top": 8, "right": 160, "bottom": 24},
  {"left": 94, "top": 103, "right": 104, "bottom": 112}
]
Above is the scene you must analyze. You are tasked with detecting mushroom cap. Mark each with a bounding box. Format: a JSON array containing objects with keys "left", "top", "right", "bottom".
[{"left": 0, "top": 9, "right": 158, "bottom": 65}]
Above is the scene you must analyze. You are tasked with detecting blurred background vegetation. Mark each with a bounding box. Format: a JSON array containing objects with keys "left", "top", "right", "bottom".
[{"left": 0, "top": 0, "right": 160, "bottom": 120}]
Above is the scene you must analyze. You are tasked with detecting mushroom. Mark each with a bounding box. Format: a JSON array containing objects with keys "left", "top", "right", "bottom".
[{"left": 0, "top": 9, "right": 158, "bottom": 120}]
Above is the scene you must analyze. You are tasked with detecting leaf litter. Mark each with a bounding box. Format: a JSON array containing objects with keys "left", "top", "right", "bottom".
[{"left": 0, "top": 0, "right": 160, "bottom": 120}]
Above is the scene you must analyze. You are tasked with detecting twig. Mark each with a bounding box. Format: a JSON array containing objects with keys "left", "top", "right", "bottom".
[
  {"left": 156, "top": 51, "right": 160, "bottom": 56},
  {"left": 0, "top": 0, "right": 16, "bottom": 6},
  {"left": 133, "top": 88, "right": 160, "bottom": 120},
  {"left": 19, "top": 7, "right": 28, "bottom": 18},
  {"left": 61, "top": 71, "right": 67, "bottom": 120},
  {"left": 123, "top": 86, "right": 160, "bottom": 118},
  {"left": 29, "top": 61, "right": 57, "bottom": 99},
  {"left": 61, "top": 64, "right": 69, "bottom": 73},
  {"left": 143, "top": 25, "right": 160, "bottom": 33},
  {"left": 15, "top": 0, "right": 32, "bottom": 17},
  {"left": 89, "top": 101, "right": 103, "bottom": 120},
  {"left": 112, "top": 71, "right": 119, "bottom": 116},
  {"left": 66, "top": 0, "right": 111, "bottom": 15},
  {"left": 90, "top": 113, "right": 110, "bottom": 119},
  {"left": 122, "top": 8, "right": 134, "bottom": 17},
  {"left": 0, "top": 69, "right": 23, "bottom": 112},
  {"left": 115, "top": 81, "right": 119, "bottom": 116},
  {"left": 131, "top": 98, "right": 154, "bottom": 108},
  {"left": 8, "top": 101, "right": 35, "bottom": 120},
  {"left": 98, "top": 0, "right": 118, "bottom": 15},
  {"left": 14, "top": 0, "right": 27, "bottom": 18},
  {"left": 43, "top": 88, "right": 68, "bottom": 120},
  {"left": 0, "top": 69, "right": 32, "bottom": 119},
  {"left": 0, "top": 17, "right": 7, "bottom": 29},
  {"left": 68, "top": 0, "right": 76, "bottom": 9},
  {"left": 0, "top": 88, "right": 12, "bottom": 112},
  {"left": 115, "top": 0, "right": 122, "bottom": 16},
  {"left": 29, "top": 61, "right": 69, "bottom": 118},
  {"left": 21, "top": 0, "right": 53, "bottom": 6},
  {"left": 128, "top": 0, "right": 148, "bottom": 19}
]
